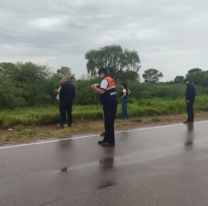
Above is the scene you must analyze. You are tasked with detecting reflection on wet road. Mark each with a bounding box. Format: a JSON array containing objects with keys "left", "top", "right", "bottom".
[{"left": 1, "top": 122, "right": 208, "bottom": 206}]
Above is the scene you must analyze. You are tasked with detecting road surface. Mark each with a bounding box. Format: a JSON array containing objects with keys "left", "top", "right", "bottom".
[{"left": 0, "top": 122, "right": 208, "bottom": 206}]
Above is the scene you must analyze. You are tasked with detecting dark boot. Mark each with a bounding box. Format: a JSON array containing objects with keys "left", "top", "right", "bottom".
[
  {"left": 183, "top": 120, "right": 193, "bottom": 124},
  {"left": 98, "top": 139, "right": 106, "bottom": 145},
  {"left": 101, "top": 142, "right": 115, "bottom": 147}
]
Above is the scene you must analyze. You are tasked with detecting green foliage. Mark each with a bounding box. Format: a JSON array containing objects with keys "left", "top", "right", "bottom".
[
  {"left": 0, "top": 96, "right": 208, "bottom": 129},
  {"left": 186, "top": 68, "right": 208, "bottom": 87},
  {"left": 56, "top": 66, "right": 76, "bottom": 81},
  {"left": 174, "top": 76, "right": 185, "bottom": 84},
  {"left": 0, "top": 77, "right": 25, "bottom": 109},
  {"left": 142, "top": 68, "right": 164, "bottom": 83},
  {"left": 85, "top": 45, "right": 140, "bottom": 80},
  {"left": 0, "top": 59, "right": 208, "bottom": 109}
]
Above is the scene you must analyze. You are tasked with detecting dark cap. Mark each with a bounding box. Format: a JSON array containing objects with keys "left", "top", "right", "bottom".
[
  {"left": 98, "top": 68, "right": 107, "bottom": 75},
  {"left": 183, "top": 78, "right": 190, "bottom": 83}
]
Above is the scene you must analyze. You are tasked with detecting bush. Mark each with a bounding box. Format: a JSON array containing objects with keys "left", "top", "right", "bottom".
[{"left": 0, "top": 96, "right": 208, "bottom": 128}]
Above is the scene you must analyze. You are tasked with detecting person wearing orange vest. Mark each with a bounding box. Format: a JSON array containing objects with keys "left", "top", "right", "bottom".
[{"left": 91, "top": 68, "right": 118, "bottom": 147}]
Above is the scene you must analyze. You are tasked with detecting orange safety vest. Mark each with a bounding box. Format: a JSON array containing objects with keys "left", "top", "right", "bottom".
[{"left": 100, "top": 76, "right": 117, "bottom": 104}]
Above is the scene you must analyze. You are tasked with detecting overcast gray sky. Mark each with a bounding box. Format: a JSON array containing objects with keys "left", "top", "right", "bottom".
[{"left": 0, "top": 0, "right": 208, "bottom": 81}]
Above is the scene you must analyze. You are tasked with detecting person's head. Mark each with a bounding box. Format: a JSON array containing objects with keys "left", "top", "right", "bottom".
[
  {"left": 60, "top": 76, "right": 68, "bottom": 84},
  {"left": 121, "top": 83, "right": 127, "bottom": 89},
  {"left": 98, "top": 68, "right": 107, "bottom": 79},
  {"left": 183, "top": 78, "right": 190, "bottom": 85}
]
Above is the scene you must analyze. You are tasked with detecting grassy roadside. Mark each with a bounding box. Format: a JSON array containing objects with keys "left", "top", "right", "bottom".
[
  {"left": 0, "top": 96, "right": 208, "bottom": 129},
  {"left": 1, "top": 111, "right": 208, "bottom": 147}
]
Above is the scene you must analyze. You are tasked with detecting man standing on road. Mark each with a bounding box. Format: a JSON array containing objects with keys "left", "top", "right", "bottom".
[
  {"left": 183, "top": 78, "right": 195, "bottom": 124},
  {"left": 91, "top": 68, "right": 117, "bottom": 147},
  {"left": 57, "top": 77, "right": 75, "bottom": 128}
]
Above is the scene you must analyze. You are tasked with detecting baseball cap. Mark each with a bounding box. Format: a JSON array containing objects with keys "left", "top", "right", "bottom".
[
  {"left": 98, "top": 68, "right": 107, "bottom": 75},
  {"left": 183, "top": 78, "right": 190, "bottom": 83}
]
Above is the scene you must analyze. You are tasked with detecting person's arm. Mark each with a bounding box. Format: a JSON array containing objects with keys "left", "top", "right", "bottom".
[
  {"left": 59, "top": 85, "right": 65, "bottom": 102},
  {"left": 121, "top": 89, "right": 126, "bottom": 99},
  {"left": 128, "top": 89, "right": 131, "bottom": 95},
  {"left": 91, "top": 79, "right": 108, "bottom": 94}
]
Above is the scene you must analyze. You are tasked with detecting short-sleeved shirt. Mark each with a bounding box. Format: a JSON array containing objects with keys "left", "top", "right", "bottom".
[
  {"left": 122, "top": 88, "right": 128, "bottom": 99},
  {"left": 56, "top": 86, "right": 61, "bottom": 100},
  {"left": 99, "top": 76, "right": 117, "bottom": 104},
  {"left": 100, "top": 79, "right": 109, "bottom": 90},
  {"left": 123, "top": 88, "right": 127, "bottom": 93}
]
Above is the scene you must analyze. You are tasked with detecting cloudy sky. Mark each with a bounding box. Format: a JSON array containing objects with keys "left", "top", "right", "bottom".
[{"left": 0, "top": 0, "right": 208, "bottom": 81}]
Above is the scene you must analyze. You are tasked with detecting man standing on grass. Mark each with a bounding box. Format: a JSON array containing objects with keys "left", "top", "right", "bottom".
[
  {"left": 91, "top": 68, "right": 117, "bottom": 147},
  {"left": 183, "top": 78, "right": 195, "bottom": 124},
  {"left": 57, "top": 77, "right": 75, "bottom": 128}
]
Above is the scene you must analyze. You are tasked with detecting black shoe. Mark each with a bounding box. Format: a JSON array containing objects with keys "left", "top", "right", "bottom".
[
  {"left": 98, "top": 140, "right": 106, "bottom": 145},
  {"left": 185, "top": 141, "right": 193, "bottom": 146},
  {"left": 183, "top": 120, "right": 194, "bottom": 124},
  {"left": 100, "top": 132, "right": 105, "bottom": 137},
  {"left": 56, "top": 124, "right": 65, "bottom": 129},
  {"left": 101, "top": 142, "right": 115, "bottom": 147}
]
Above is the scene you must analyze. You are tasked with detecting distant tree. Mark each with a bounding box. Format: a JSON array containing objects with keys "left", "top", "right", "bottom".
[
  {"left": 85, "top": 45, "right": 140, "bottom": 80},
  {"left": 13, "top": 62, "right": 50, "bottom": 82},
  {"left": 119, "top": 70, "right": 140, "bottom": 82},
  {"left": 187, "top": 68, "right": 202, "bottom": 75},
  {"left": 174, "top": 76, "right": 184, "bottom": 84},
  {"left": 57, "top": 66, "right": 76, "bottom": 81},
  {"left": 142, "top": 68, "right": 163, "bottom": 83},
  {"left": 186, "top": 69, "right": 208, "bottom": 86},
  {"left": 0, "top": 62, "right": 17, "bottom": 77}
]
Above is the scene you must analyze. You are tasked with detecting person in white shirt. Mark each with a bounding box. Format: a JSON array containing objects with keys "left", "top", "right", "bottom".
[
  {"left": 55, "top": 78, "right": 67, "bottom": 126},
  {"left": 55, "top": 86, "right": 61, "bottom": 113},
  {"left": 120, "top": 83, "right": 131, "bottom": 119}
]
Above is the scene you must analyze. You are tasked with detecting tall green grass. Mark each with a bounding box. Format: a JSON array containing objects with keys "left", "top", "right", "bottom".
[{"left": 0, "top": 96, "right": 208, "bottom": 129}]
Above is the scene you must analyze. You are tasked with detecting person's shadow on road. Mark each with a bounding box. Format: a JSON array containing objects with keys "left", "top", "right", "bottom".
[
  {"left": 97, "top": 148, "right": 116, "bottom": 189},
  {"left": 184, "top": 123, "right": 194, "bottom": 149}
]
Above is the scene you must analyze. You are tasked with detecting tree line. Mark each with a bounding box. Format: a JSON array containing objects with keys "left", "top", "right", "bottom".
[{"left": 0, "top": 45, "right": 207, "bottom": 109}]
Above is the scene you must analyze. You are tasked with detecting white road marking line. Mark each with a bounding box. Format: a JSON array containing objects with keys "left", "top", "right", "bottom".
[{"left": 0, "top": 120, "right": 207, "bottom": 150}]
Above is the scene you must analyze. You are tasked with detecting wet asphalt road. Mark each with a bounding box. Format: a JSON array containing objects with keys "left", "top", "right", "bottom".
[{"left": 1, "top": 122, "right": 208, "bottom": 206}]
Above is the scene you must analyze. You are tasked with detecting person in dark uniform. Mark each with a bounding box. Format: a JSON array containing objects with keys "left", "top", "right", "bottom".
[
  {"left": 58, "top": 77, "right": 75, "bottom": 128},
  {"left": 183, "top": 78, "right": 195, "bottom": 124},
  {"left": 91, "top": 68, "right": 117, "bottom": 147}
]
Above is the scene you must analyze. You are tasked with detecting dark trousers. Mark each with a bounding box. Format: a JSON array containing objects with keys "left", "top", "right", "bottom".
[
  {"left": 103, "top": 102, "right": 117, "bottom": 144},
  {"left": 187, "top": 102, "right": 194, "bottom": 121},
  {"left": 58, "top": 101, "right": 66, "bottom": 124},
  {"left": 60, "top": 102, "right": 72, "bottom": 126}
]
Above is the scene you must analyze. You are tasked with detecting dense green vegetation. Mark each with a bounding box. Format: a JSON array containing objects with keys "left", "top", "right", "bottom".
[
  {"left": 1, "top": 45, "right": 208, "bottom": 109},
  {"left": 1, "top": 44, "right": 208, "bottom": 130},
  {"left": 0, "top": 96, "right": 208, "bottom": 129}
]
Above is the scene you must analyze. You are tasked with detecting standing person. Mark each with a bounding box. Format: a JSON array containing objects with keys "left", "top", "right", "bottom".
[
  {"left": 58, "top": 77, "right": 75, "bottom": 128},
  {"left": 183, "top": 78, "right": 195, "bottom": 124},
  {"left": 91, "top": 68, "right": 117, "bottom": 147},
  {"left": 120, "top": 83, "right": 131, "bottom": 119},
  {"left": 55, "top": 78, "right": 66, "bottom": 126}
]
